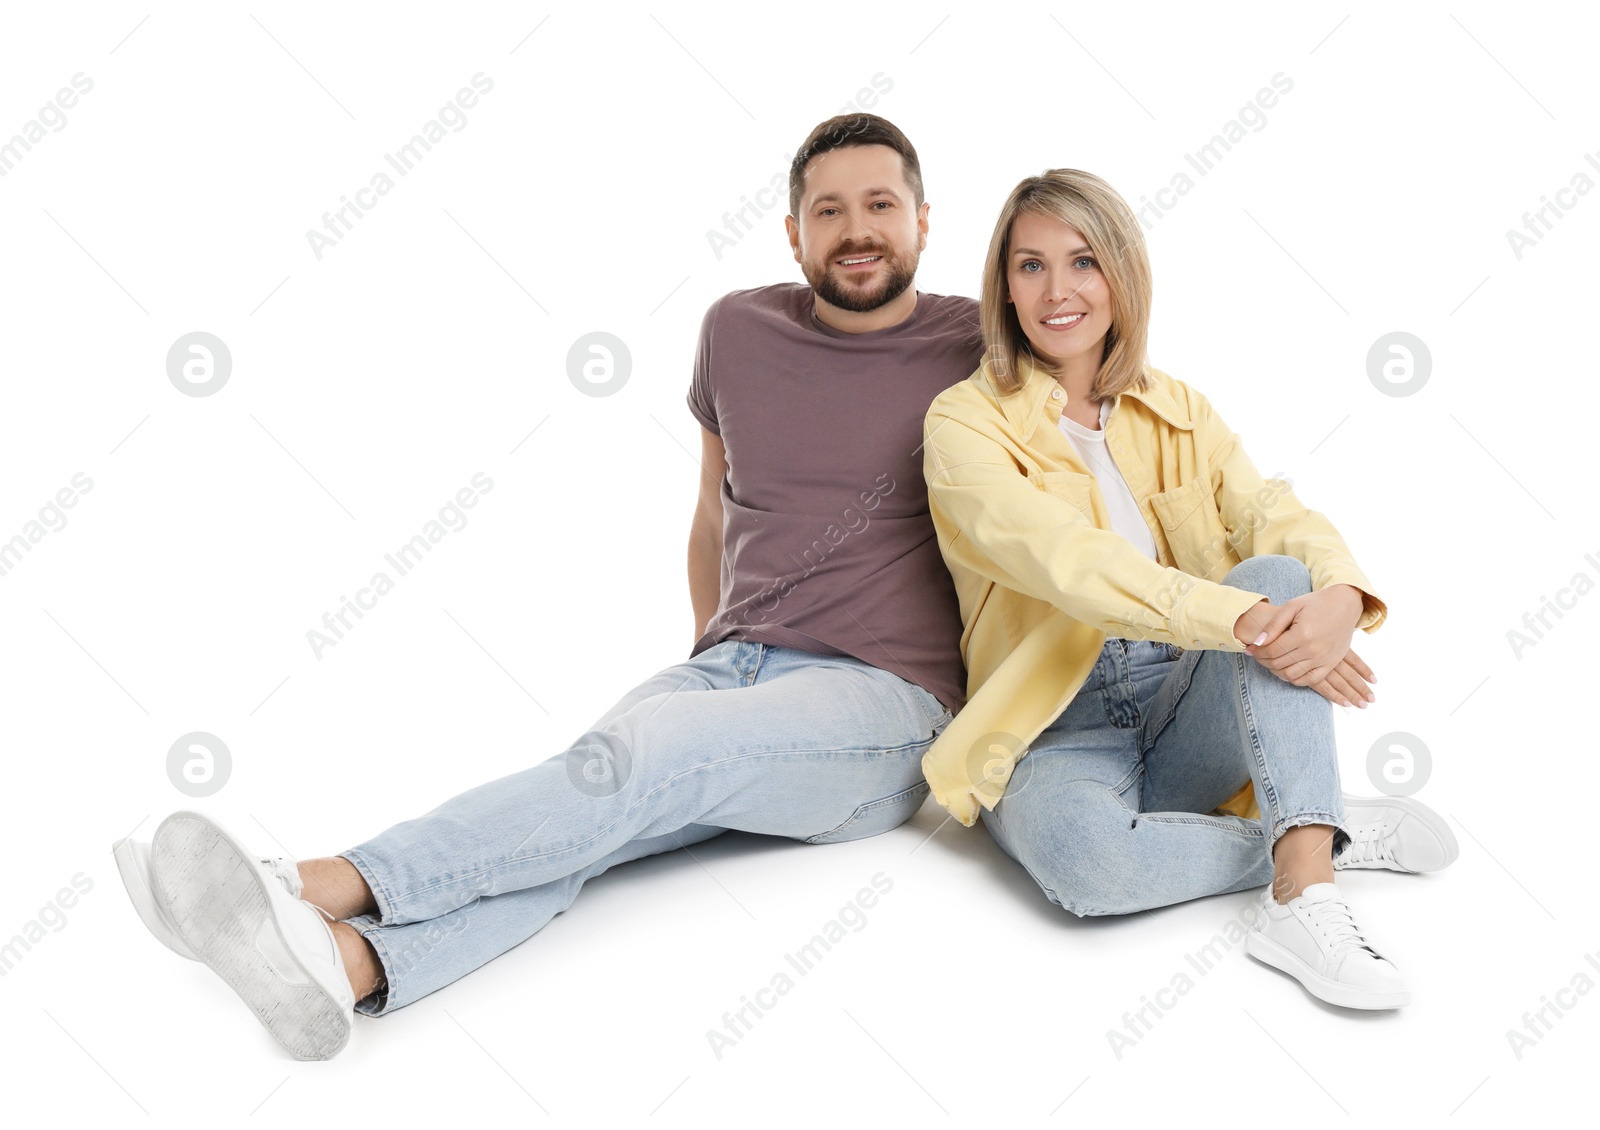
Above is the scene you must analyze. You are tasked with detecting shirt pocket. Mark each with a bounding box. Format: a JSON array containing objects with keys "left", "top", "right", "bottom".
[
  {"left": 1148, "top": 476, "right": 1238, "bottom": 582},
  {"left": 1027, "top": 469, "right": 1095, "bottom": 519}
]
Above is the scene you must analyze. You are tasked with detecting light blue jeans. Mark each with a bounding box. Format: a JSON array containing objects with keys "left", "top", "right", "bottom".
[
  {"left": 337, "top": 640, "right": 952, "bottom": 1013},
  {"left": 981, "top": 555, "right": 1349, "bottom": 916}
]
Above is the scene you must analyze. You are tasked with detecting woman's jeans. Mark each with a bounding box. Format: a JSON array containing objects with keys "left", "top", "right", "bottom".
[
  {"left": 981, "top": 555, "right": 1349, "bottom": 917},
  {"left": 336, "top": 640, "right": 952, "bottom": 1014}
]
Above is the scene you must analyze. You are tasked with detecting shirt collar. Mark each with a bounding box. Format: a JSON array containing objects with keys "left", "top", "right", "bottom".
[{"left": 983, "top": 353, "right": 1194, "bottom": 442}]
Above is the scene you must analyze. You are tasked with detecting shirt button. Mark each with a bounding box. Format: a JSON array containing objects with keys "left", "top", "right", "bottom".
[{"left": 1050, "top": 389, "right": 1063, "bottom": 400}]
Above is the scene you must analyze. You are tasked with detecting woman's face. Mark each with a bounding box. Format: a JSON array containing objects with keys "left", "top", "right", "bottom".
[{"left": 1005, "top": 210, "right": 1112, "bottom": 381}]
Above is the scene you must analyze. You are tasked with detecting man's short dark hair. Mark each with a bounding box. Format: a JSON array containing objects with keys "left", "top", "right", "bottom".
[{"left": 788, "top": 114, "right": 924, "bottom": 218}]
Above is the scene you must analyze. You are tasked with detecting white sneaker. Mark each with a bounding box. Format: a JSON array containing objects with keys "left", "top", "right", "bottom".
[
  {"left": 1245, "top": 883, "right": 1410, "bottom": 1009},
  {"left": 1334, "top": 793, "right": 1458, "bottom": 873},
  {"left": 148, "top": 811, "right": 355, "bottom": 1060},
  {"left": 113, "top": 835, "right": 309, "bottom": 961}
]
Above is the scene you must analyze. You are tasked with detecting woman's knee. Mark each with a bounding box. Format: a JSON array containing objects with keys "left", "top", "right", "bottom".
[{"left": 1225, "top": 554, "right": 1311, "bottom": 604}]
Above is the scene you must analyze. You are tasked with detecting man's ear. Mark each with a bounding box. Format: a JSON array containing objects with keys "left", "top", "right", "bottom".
[
  {"left": 917, "top": 201, "right": 930, "bottom": 250},
  {"left": 784, "top": 214, "right": 801, "bottom": 263}
]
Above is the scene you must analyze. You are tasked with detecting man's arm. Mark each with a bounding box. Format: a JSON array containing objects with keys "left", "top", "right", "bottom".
[{"left": 688, "top": 425, "right": 728, "bottom": 641}]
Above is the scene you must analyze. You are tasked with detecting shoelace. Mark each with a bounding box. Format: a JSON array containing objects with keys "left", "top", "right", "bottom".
[
  {"left": 1305, "top": 894, "right": 1378, "bottom": 961},
  {"left": 260, "top": 856, "right": 338, "bottom": 923},
  {"left": 261, "top": 856, "right": 301, "bottom": 893},
  {"left": 1337, "top": 824, "right": 1394, "bottom": 866}
]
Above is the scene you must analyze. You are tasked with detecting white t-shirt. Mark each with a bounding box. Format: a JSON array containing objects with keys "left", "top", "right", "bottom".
[{"left": 1057, "top": 399, "right": 1159, "bottom": 561}]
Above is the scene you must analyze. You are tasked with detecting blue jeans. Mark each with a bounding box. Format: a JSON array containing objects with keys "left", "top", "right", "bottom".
[
  {"left": 337, "top": 640, "right": 952, "bottom": 1013},
  {"left": 980, "top": 555, "right": 1348, "bottom": 916}
]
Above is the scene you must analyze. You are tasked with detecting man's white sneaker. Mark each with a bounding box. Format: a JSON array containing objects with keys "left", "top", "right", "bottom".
[
  {"left": 148, "top": 811, "right": 355, "bottom": 1061},
  {"left": 1334, "top": 794, "right": 1459, "bottom": 873},
  {"left": 113, "top": 835, "right": 309, "bottom": 961},
  {"left": 1245, "top": 883, "right": 1410, "bottom": 1010}
]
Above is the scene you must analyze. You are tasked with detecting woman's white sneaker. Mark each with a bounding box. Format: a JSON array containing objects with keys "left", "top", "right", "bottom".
[
  {"left": 148, "top": 811, "right": 355, "bottom": 1061},
  {"left": 1245, "top": 883, "right": 1410, "bottom": 1009},
  {"left": 1334, "top": 793, "right": 1459, "bottom": 873}
]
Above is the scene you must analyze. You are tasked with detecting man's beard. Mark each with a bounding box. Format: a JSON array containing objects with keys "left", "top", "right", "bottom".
[{"left": 803, "top": 241, "right": 919, "bottom": 313}]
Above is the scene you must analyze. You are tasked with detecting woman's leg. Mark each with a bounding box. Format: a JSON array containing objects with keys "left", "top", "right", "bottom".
[
  {"left": 983, "top": 555, "right": 1408, "bottom": 1006},
  {"left": 1140, "top": 553, "right": 1348, "bottom": 901},
  {"left": 1138, "top": 556, "right": 1408, "bottom": 1006},
  {"left": 983, "top": 555, "right": 1349, "bottom": 917},
  {"left": 980, "top": 639, "right": 1272, "bottom": 917}
]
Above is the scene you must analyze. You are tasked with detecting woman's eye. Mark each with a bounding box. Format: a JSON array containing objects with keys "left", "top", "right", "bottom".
[
  {"left": 1074, "top": 256, "right": 1097, "bottom": 270},
  {"left": 1019, "top": 260, "right": 1041, "bottom": 273}
]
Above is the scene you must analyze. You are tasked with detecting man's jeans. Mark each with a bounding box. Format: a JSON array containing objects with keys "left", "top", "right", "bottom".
[
  {"left": 337, "top": 640, "right": 952, "bottom": 1013},
  {"left": 981, "top": 555, "right": 1349, "bottom": 916}
]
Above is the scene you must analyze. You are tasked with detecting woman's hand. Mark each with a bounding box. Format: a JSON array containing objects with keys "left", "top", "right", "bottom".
[
  {"left": 1244, "top": 584, "right": 1365, "bottom": 688},
  {"left": 1308, "top": 648, "right": 1377, "bottom": 708}
]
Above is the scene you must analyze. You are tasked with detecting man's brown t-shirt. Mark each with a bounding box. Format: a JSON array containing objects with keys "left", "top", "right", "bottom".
[{"left": 686, "top": 283, "right": 982, "bottom": 712}]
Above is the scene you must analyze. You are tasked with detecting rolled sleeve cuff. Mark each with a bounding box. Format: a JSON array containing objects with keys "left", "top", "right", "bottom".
[
  {"left": 927, "top": 777, "right": 982, "bottom": 827},
  {"left": 1356, "top": 595, "right": 1387, "bottom": 633},
  {"left": 1340, "top": 581, "right": 1387, "bottom": 633},
  {"left": 1172, "top": 584, "right": 1269, "bottom": 650},
  {"left": 923, "top": 740, "right": 1010, "bottom": 828}
]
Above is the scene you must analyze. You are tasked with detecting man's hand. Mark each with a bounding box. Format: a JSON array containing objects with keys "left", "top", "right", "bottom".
[{"left": 1245, "top": 584, "right": 1365, "bottom": 688}]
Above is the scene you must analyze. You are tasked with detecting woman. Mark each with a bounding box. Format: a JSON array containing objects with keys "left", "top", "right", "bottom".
[{"left": 920, "top": 169, "right": 1456, "bottom": 1009}]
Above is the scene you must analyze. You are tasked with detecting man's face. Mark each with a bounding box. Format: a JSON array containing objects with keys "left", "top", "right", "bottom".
[{"left": 787, "top": 144, "right": 928, "bottom": 313}]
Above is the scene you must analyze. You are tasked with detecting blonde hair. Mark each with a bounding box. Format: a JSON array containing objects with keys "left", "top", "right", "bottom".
[{"left": 979, "top": 168, "right": 1152, "bottom": 398}]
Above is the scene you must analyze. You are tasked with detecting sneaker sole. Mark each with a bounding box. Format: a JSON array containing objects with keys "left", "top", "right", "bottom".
[
  {"left": 111, "top": 837, "right": 199, "bottom": 962},
  {"left": 1245, "top": 930, "right": 1411, "bottom": 1010},
  {"left": 1341, "top": 793, "right": 1460, "bottom": 872},
  {"left": 149, "top": 812, "right": 351, "bottom": 1061}
]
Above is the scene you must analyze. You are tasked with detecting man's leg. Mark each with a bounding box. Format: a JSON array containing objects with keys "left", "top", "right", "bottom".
[
  {"left": 304, "top": 641, "right": 948, "bottom": 1015},
  {"left": 331, "top": 824, "right": 727, "bottom": 1012},
  {"left": 295, "top": 640, "right": 748, "bottom": 923}
]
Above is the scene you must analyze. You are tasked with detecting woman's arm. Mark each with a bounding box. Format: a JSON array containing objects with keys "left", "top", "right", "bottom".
[
  {"left": 923, "top": 406, "right": 1267, "bottom": 651},
  {"left": 1198, "top": 391, "right": 1387, "bottom": 686},
  {"left": 1248, "top": 585, "right": 1365, "bottom": 687}
]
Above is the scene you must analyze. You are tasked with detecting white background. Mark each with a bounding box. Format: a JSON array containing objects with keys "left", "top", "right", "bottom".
[{"left": 1, "top": 1, "right": 1593, "bottom": 1125}]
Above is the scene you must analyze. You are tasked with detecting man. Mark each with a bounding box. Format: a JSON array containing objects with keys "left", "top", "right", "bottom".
[{"left": 113, "top": 113, "right": 984, "bottom": 1060}]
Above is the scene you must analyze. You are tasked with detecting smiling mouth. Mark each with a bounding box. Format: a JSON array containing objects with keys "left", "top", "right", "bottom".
[
  {"left": 1043, "top": 312, "right": 1085, "bottom": 326},
  {"left": 836, "top": 254, "right": 883, "bottom": 268}
]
